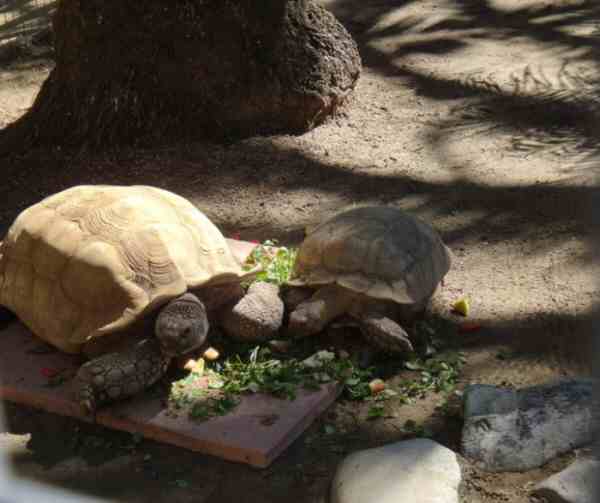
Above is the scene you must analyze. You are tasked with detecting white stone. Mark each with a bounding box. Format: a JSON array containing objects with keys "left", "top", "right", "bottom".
[
  {"left": 330, "top": 439, "right": 461, "bottom": 503},
  {"left": 532, "top": 457, "right": 600, "bottom": 503}
]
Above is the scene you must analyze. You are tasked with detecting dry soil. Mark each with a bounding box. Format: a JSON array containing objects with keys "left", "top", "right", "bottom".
[{"left": 1, "top": 0, "right": 599, "bottom": 502}]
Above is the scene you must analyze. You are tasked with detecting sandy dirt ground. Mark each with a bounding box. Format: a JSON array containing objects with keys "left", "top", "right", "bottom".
[{"left": 0, "top": 0, "right": 599, "bottom": 501}]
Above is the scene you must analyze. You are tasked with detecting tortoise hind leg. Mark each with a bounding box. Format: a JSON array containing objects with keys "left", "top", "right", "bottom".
[
  {"left": 74, "top": 339, "right": 169, "bottom": 414},
  {"left": 357, "top": 314, "right": 414, "bottom": 354}
]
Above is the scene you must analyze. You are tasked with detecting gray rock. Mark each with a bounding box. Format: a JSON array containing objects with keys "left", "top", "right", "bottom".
[
  {"left": 330, "top": 438, "right": 461, "bottom": 503},
  {"left": 532, "top": 457, "right": 600, "bottom": 503},
  {"left": 461, "top": 379, "right": 594, "bottom": 472}
]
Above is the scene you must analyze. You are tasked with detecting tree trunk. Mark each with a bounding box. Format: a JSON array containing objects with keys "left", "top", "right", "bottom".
[{"left": 1, "top": 0, "right": 361, "bottom": 150}]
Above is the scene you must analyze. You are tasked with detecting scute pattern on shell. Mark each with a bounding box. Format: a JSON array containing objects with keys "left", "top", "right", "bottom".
[
  {"left": 0, "top": 185, "right": 246, "bottom": 354},
  {"left": 288, "top": 206, "right": 451, "bottom": 305}
]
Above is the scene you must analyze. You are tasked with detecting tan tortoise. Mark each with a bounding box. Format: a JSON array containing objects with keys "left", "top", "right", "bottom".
[
  {"left": 286, "top": 206, "right": 452, "bottom": 353},
  {"left": 0, "top": 185, "right": 282, "bottom": 413}
]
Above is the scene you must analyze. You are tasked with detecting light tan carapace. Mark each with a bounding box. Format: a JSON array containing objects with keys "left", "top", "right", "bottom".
[
  {"left": 0, "top": 185, "right": 247, "bottom": 353},
  {"left": 288, "top": 206, "right": 453, "bottom": 306}
]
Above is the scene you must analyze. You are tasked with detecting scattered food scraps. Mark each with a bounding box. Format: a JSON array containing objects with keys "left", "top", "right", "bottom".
[
  {"left": 301, "top": 350, "right": 336, "bottom": 368},
  {"left": 203, "top": 347, "right": 220, "bottom": 361},
  {"left": 369, "top": 379, "right": 386, "bottom": 394},
  {"left": 40, "top": 367, "right": 59, "bottom": 378},
  {"left": 458, "top": 322, "right": 482, "bottom": 333},
  {"left": 184, "top": 358, "right": 205, "bottom": 374},
  {"left": 452, "top": 297, "right": 470, "bottom": 316}
]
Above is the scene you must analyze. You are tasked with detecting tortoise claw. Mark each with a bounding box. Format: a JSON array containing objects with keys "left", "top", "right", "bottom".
[{"left": 80, "top": 399, "right": 96, "bottom": 416}]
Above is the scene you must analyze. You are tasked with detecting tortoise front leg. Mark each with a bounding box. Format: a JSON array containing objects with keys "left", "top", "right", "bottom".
[
  {"left": 220, "top": 282, "right": 284, "bottom": 342},
  {"left": 287, "top": 284, "right": 353, "bottom": 338},
  {"left": 75, "top": 293, "right": 209, "bottom": 414},
  {"left": 74, "top": 339, "right": 169, "bottom": 414}
]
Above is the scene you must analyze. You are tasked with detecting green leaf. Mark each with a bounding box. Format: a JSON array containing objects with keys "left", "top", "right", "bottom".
[
  {"left": 367, "top": 404, "right": 385, "bottom": 420},
  {"left": 404, "top": 360, "right": 423, "bottom": 370},
  {"left": 213, "top": 395, "right": 239, "bottom": 415},
  {"left": 249, "top": 346, "right": 260, "bottom": 364},
  {"left": 190, "top": 403, "right": 211, "bottom": 420},
  {"left": 208, "top": 379, "right": 224, "bottom": 389},
  {"left": 242, "top": 241, "right": 298, "bottom": 285},
  {"left": 378, "top": 388, "right": 398, "bottom": 398}
]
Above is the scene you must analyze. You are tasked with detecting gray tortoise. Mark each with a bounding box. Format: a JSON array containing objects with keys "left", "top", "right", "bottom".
[
  {"left": 0, "top": 185, "right": 281, "bottom": 413},
  {"left": 286, "top": 206, "right": 452, "bottom": 353}
]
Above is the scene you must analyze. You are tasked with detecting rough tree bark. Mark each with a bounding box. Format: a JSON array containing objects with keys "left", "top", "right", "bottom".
[{"left": 1, "top": 0, "right": 361, "bottom": 150}]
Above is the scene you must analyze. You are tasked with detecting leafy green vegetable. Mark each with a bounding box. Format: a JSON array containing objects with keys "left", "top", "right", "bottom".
[
  {"left": 169, "top": 298, "right": 466, "bottom": 423},
  {"left": 243, "top": 240, "right": 298, "bottom": 286},
  {"left": 189, "top": 395, "right": 239, "bottom": 420},
  {"left": 367, "top": 404, "right": 385, "bottom": 420}
]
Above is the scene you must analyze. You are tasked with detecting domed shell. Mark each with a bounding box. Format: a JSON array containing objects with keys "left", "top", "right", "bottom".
[
  {"left": 0, "top": 185, "right": 247, "bottom": 354},
  {"left": 288, "top": 206, "right": 451, "bottom": 305}
]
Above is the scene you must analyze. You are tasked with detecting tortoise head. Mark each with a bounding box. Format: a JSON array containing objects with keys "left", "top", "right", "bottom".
[{"left": 155, "top": 293, "right": 209, "bottom": 357}]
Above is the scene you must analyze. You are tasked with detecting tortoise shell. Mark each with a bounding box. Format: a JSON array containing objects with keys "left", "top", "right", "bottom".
[
  {"left": 288, "top": 206, "right": 451, "bottom": 305},
  {"left": 0, "top": 185, "right": 246, "bottom": 353}
]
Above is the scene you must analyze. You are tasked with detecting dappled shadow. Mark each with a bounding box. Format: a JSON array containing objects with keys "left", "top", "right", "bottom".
[
  {"left": 2, "top": 0, "right": 599, "bottom": 212},
  {"left": 0, "top": 0, "right": 595, "bottom": 366},
  {"left": 0, "top": 0, "right": 54, "bottom": 64},
  {"left": 448, "top": 309, "right": 594, "bottom": 372},
  {"left": 0, "top": 138, "right": 593, "bottom": 251},
  {"left": 420, "top": 62, "right": 600, "bottom": 176},
  {"left": 0, "top": 0, "right": 54, "bottom": 40},
  {"left": 326, "top": 0, "right": 600, "bottom": 172},
  {"left": 0, "top": 2, "right": 597, "bottom": 376},
  {"left": 1, "top": 2, "right": 599, "bottom": 500},
  {"left": 433, "top": 0, "right": 600, "bottom": 56},
  {"left": 327, "top": 0, "right": 600, "bottom": 62}
]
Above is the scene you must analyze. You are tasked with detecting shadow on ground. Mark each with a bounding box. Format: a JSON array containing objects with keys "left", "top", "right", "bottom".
[
  {"left": 0, "top": 137, "right": 595, "bottom": 255},
  {"left": 0, "top": 0, "right": 597, "bottom": 248},
  {"left": 325, "top": 0, "right": 600, "bottom": 171},
  {"left": 1, "top": 304, "right": 591, "bottom": 501},
  {"left": 0, "top": 1, "right": 599, "bottom": 501}
]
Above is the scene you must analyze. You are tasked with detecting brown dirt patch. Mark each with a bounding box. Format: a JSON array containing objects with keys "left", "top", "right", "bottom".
[{"left": 1, "top": 0, "right": 599, "bottom": 502}]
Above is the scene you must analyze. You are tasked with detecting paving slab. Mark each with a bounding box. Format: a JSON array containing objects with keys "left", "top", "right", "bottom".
[
  {"left": 0, "top": 240, "right": 341, "bottom": 468},
  {"left": 461, "top": 380, "right": 594, "bottom": 472}
]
